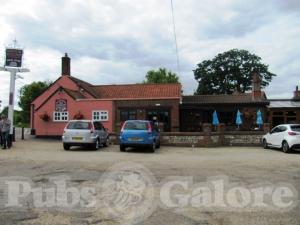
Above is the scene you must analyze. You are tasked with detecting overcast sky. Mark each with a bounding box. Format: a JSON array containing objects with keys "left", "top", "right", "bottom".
[{"left": 0, "top": 0, "right": 300, "bottom": 109}]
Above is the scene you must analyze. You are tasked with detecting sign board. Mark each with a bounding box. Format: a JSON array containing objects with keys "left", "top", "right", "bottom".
[
  {"left": 55, "top": 99, "right": 67, "bottom": 112},
  {"left": 5, "top": 48, "right": 23, "bottom": 67}
]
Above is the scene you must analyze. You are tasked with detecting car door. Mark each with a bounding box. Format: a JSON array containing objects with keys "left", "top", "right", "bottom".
[
  {"left": 98, "top": 122, "right": 106, "bottom": 143},
  {"left": 271, "top": 126, "right": 286, "bottom": 147},
  {"left": 274, "top": 126, "right": 287, "bottom": 146},
  {"left": 93, "top": 122, "right": 101, "bottom": 141},
  {"left": 268, "top": 126, "right": 280, "bottom": 147}
]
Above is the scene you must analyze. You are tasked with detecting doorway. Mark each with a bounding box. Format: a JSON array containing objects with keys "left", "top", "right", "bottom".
[{"left": 146, "top": 109, "right": 171, "bottom": 132}]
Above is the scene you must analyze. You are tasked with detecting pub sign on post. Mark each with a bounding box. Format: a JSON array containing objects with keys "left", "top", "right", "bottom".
[{"left": 5, "top": 48, "right": 23, "bottom": 67}]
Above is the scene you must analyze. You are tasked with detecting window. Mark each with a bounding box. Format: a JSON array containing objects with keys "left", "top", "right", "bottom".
[
  {"left": 146, "top": 109, "right": 171, "bottom": 132},
  {"left": 53, "top": 111, "right": 69, "bottom": 122},
  {"left": 278, "top": 126, "right": 287, "bottom": 132},
  {"left": 273, "top": 111, "right": 284, "bottom": 116},
  {"left": 67, "top": 121, "right": 91, "bottom": 129},
  {"left": 120, "top": 110, "right": 137, "bottom": 121},
  {"left": 93, "top": 111, "right": 108, "bottom": 121},
  {"left": 272, "top": 126, "right": 287, "bottom": 133},
  {"left": 291, "top": 125, "right": 300, "bottom": 132},
  {"left": 124, "top": 121, "right": 148, "bottom": 130}
]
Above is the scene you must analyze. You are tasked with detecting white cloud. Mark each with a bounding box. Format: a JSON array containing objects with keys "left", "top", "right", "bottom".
[
  {"left": 0, "top": 0, "right": 300, "bottom": 111},
  {"left": 72, "top": 56, "right": 147, "bottom": 85}
]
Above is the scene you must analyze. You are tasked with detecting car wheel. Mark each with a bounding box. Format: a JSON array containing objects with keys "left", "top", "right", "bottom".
[
  {"left": 263, "top": 139, "right": 269, "bottom": 149},
  {"left": 103, "top": 137, "right": 109, "bottom": 147},
  {"left": 149, "top": 142, "right": 155, "bottom": 153},
  {"left": 63, "top": 144, "right": 70, "bottom": 150},
  {"left": 93, "top": 139, "right": 100, "bottom": 150},
  {"left": 282, "top": 141, "right": 291, "bottom": 153},
  {"left": 156, "top": 140, "right": 160, "bottom": 149},
  {"left": 120, "top": 145, "right": 126, "bottom": 152}
]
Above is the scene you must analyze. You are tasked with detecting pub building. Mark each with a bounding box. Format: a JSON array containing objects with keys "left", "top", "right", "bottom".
[
  {"left": 31, "top": 54, "right": 300, "bottom": 137},
  {"left": 31, "top": 54, "right": 181, "bottom": 137}
]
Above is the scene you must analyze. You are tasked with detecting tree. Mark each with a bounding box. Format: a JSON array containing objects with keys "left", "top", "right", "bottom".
[
  {"left": 193, "top": 49, "right": 276, "bottom": 95},
  {"left": 18, "top": 81, "right": 52, "bottom": 124},
  {"left": 144, "top": 68, "right": 180, "bottom": 84}
]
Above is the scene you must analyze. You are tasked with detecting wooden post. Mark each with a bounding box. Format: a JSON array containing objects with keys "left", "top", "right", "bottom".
[
  {"left": 13, "top": 127, "right": 15, "bottom": 142},
  {"left": 22, "top": 127, "right": 24, "bottom": 140}
]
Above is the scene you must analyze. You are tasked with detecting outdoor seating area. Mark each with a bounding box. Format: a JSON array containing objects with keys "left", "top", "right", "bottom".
[{"left": 210, "top": 109, "right": 264, "bottom": 131}]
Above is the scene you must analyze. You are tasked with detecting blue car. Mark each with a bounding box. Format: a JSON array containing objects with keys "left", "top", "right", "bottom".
[{"left": 119, "top": 120, "right": 160, "bottom": 152}]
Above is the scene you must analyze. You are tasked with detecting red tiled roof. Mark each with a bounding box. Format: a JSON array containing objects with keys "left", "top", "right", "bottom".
[
  {"left": 63, "top": 88, "right": 86, "bottom": 99},
  {"left": 69, "top": 76, "right": 181, "bottom": 100},
  {"left": 91, "top": 83, "right": 182, "bottom": 99},
  {"left": 69, "top": 76, "right": 100, "bottom": 98}
]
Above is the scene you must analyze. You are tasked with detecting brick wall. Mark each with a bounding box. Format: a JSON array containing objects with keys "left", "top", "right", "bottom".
[
  {"left": 109, "top": 124, "right": 269, "bottom": 147},
  {"left": 160, "top": 131, "right": 265, "bottom": 147}
]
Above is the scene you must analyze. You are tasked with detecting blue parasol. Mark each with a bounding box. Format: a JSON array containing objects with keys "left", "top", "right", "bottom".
[
  {"left": 212, "top": 110, "right": 219, "bottom": 128},
  {"left": 256, "top": 110, "right": 263, "bottom": 128},
  {"left": 236, "top": 110, "right": 242, "bottom": 128}
]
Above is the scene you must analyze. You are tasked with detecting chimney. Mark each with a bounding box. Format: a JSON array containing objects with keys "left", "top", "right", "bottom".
[
  {"left": 252, "top": 72, "right": 262, "bottom": 101},
  {"left": 294, "top": 86, "right": 300, "bottom": 99},
  {"left": 61, "top": 53, "right": 70, "bottom": 76}
]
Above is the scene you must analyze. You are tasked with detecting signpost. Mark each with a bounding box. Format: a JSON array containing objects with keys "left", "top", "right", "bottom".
[
  {"left": 5, "top": 48, "right": 23, "bottom": 67},
  {"left": 0, "top": 40, "right": 30, "bottom": 145}
]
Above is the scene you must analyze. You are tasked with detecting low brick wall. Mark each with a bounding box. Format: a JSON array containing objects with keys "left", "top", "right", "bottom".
[
  {"left": 223, "top": 131, "right": 264, "bottom": 146},
  {"left": 110, "top": 131, "right": 266, "bottom": 147},
  {"left": 160, "top": 131, "right": 265, "bottom": 147},
  {"left": 160, "top": 132, "right": 219, "bottom": 147}
]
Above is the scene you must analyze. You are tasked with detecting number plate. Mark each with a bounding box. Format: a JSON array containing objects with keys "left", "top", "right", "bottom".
[
  {"left": 128, "top": 137, "right": 143, "bottom": 141},
  {"left": 72, "top": 137, "right": 83, "bottom": 140}
]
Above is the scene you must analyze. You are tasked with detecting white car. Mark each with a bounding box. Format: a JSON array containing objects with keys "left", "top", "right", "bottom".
[
  {"left": 62, "top": 120, "right": 109, "bottom": 150},
  {"left": 262, "top": 124, "right": 300, "bottom": 153}
]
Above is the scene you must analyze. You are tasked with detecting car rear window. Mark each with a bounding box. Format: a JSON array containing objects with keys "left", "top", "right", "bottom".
[
  {"left": 124, "top": 121, "right": 148, "bottom": 130},
  {"left": 67, "top": 121, "right": 91, "bottom": 130},
  {"left": 291, "top": 125, "right": 300, "bottom": 132}
]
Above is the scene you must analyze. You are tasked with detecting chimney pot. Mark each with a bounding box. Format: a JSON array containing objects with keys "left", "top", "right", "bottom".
[
  {"left": 62, "top": 53, "right": 70, "bottom": 76},
  {"left": 294, "top": 85, "right": 300, "bottom": 99},
  {"left": 252, "top": 72, "right": 262, "bottom": 101}
]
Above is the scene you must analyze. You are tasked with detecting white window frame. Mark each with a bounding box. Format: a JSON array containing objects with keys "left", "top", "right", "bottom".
[
  {"left": 53, "top": 111, "right": 69, "bottom": 122},
  {"left": 92, "top": 110, "right": 109, "bottom": 121}
]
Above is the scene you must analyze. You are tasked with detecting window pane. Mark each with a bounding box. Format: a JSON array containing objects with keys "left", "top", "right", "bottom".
[
  {"left": 53, "top": 111, "right": 68, "bottom": 121},
  {"left": 93, "top": 111, "right": 108, "bottom": 121},
  {"left": 124, "top": 121, "right": 148, "bottom": 130},
  {"left": 67, "top": 121, "right": 90, "bottom": 129},
  {"left": 291, "top": 125, "right": 300, "bottom": 132}
]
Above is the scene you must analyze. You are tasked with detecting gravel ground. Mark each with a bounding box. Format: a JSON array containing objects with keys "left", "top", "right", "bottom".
[{"left": 0, "top": 139, "right": 299, "bottom": 225}]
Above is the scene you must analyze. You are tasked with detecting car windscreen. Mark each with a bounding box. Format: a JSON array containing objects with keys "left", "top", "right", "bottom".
[
  {"left": 67, "top": 122, "right": 91, "bottom": 130},
  {"left": 124, "top": 121, "right": 148, "bottom": 130},
  {"left": 291, "top": 125, "right": 300, "bottom": 132}
]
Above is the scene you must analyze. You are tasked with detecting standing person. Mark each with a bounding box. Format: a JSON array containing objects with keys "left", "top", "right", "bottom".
[{"left": 1, "top": 115, "right": 11, "bottom": 150}]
